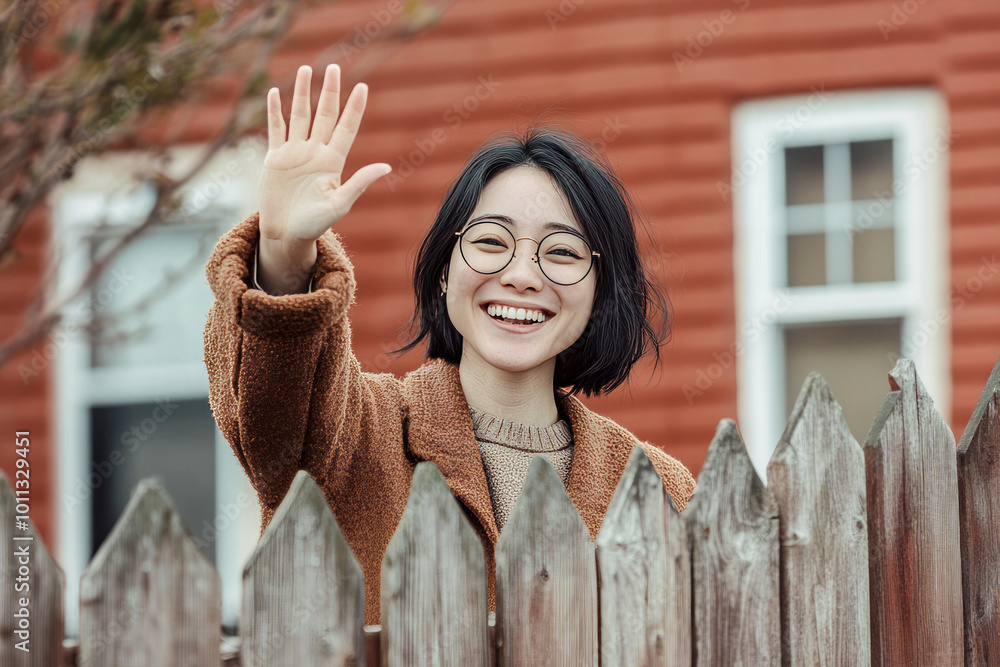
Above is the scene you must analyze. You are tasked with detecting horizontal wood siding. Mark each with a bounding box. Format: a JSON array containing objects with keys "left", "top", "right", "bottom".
[
  {"left": 3, "top": 0, "right": 999, "bottom": 542},
  {"left": 0, "top": 209, "right": 55, "bottom": 545}
]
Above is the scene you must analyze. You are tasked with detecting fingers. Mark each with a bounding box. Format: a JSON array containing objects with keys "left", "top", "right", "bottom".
[
  {"left": 310, "top": 64, "right": 341, "bottom": 144},
  {"left": 335, "top": 163, "right": 393, "bottom": 212},
  {"left": 266, "top": 88, "right": 286, "bottom": 151},
  {"left": 287, "top": 65, "right": 313, "bottom": 142},
  {"left": 328, "top": 82, "right": 368, "bottom": 157}
]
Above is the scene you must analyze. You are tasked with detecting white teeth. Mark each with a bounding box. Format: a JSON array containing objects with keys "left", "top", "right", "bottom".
[{"left": 487, "top": 304, "right": 547, "bottom": 323}]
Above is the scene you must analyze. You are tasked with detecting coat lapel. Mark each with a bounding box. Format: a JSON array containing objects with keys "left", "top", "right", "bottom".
[
  {"left": 401, "top": 360, "right": 629, "bottom": 543},
  {"left": 402, "top": 360, "right": 501, "bottom": 544}
]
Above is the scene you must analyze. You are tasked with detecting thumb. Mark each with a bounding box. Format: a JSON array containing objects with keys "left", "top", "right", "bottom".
[{"left": 338, "top": 163, "right": 393, "bottom": 205}]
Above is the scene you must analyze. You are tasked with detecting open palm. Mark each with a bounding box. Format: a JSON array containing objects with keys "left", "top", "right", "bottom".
[{"left": 259, "top": 64, "right": 391, "bottom": 244}]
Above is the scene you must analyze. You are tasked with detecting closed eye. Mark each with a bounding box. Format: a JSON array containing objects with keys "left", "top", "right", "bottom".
[
  {"left": 472, "top": 237, "right": 508, "bottom": 249},
  {"left": 546, "top": 247, "right": 584, "bottom": 260}
]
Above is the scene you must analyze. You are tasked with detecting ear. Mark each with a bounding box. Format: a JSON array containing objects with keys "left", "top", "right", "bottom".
[{"left": 439, "top": 267, "right": 449, "bottom": 293}]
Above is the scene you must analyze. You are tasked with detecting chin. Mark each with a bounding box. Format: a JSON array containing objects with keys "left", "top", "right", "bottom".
[
  {"left": 467, "top": 342, "right": 553, "bottom": 376},
  {"left": 483, "top": 354, "right": 548, "bottom": 375}
]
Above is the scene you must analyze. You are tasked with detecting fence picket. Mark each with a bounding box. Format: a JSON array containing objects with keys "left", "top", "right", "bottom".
[
  {"left": 957, "top": 355, "right": 1000, "bottom": 665},
  {"left": 381, "top": 462, "right": 490, "bottom": 665},
  {"left": 596, "top": 445, "right": 690, "bottom": 666},
  {"left": 865, "top": 359, "right": 963, "bottom": 665},
  {"left": 685, "top": 419, "right": 779, "bottom": 666},
  {"left": 768, "top": 373, "right": 870, "bottom": 665},
  {"left": 496, "top": 455, "right": 598, "bottom": 666},
  {"left": 0, "top": 472, "right": 65, "bottom": 666},
  {"left": 241, "top": 470, "right": 365, "bottom": 667},
  {"left": 78, "top": 477, "right": 220, "bottom": 666},
  {"left": 661, "top": 484, "right": 690, "bottom": 666}
]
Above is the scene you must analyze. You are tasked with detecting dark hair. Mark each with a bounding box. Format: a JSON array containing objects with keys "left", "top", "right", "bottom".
[{"left": 395, "top": 126, "right": 670, "bottom": 397}]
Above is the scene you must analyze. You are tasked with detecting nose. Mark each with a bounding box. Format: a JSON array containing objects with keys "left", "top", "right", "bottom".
[{"left": 499, "top": 238, "right": 544, "bottom": 292}]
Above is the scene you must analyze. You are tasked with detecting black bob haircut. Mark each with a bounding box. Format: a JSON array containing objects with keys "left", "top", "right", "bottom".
[{"left": 395, "top": 126, "right": 671, "bottom": 397}]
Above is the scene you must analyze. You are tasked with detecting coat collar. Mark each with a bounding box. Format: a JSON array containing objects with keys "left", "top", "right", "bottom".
[{"left": 401, "top": 359, "right": 621, "bottom": 543}]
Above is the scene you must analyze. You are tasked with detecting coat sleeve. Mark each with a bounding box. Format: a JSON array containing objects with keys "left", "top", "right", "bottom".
[{"left": 203, "top": 211, "right": 397, "bottom": 530}]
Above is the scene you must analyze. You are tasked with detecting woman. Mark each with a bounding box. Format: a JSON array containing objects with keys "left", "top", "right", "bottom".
[{"left": 204, "top": 64, "right": 695, "bottom": 625}]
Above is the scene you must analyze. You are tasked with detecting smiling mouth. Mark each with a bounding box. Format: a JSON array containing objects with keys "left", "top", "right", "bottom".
[{"left": 484, "top": 304, "right": 550, "bottom": 325}]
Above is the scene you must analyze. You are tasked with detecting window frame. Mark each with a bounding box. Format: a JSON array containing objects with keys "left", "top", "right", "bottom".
[
  {"left": 49, "top": 144, "right": 264, "bottom": 634},
  {"left": 731, "top": 88, "right": 951, "bottom": 477}
]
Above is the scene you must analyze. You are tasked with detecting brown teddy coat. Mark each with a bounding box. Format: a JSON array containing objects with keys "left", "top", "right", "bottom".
[{"left": 203, "top": 212, "right": 696, "bottom": 625}]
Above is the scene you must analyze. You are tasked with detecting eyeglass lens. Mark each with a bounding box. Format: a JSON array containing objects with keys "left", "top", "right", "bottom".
[{"left": 459, "top": 221, "right": 594, "bottom": 285}]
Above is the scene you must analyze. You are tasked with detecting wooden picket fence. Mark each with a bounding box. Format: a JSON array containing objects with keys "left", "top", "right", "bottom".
[{"left": 1, "top": 356, "right": 998, "bottom": 665}]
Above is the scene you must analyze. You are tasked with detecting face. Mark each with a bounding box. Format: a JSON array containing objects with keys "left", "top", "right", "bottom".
[{"left": 444, "top": 166, "right": 598, "bottom": 379}]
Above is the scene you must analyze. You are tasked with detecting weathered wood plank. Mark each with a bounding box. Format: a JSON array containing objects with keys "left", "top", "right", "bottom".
[
  {"left": 381, "top": 462, "right": 490, "bottom": 665},
  {"left": 241, "top": 470, "right": 364, "bottom": 666},
  {"left": 79, "top": 477, "right": 220, "bottom": 666},
  {"left": 661, "top": 490, "right": 690, "bottom": 666},
  {"left": 865, "top": 359, "right": 963, "bottom": 666},
  {"left": 0, "top": 471, "right": 65, "bottom": 666},
  {"left": 957, "top": 355, "right": 1000, "bottom": 665},
  {"left": 596, "top": 446, "right": 690, "bottom": 666},
  {"left": 767, "top": 373, "right": 870, "bottom": 666},
  {"left": 496, "top": 455, "right": 598, "bottom": 666},
  {"left": 685, "top": 419, "right": 780, "bottom": 666}
]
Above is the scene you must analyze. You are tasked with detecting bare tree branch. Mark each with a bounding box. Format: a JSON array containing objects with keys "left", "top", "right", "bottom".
[
  {"left": 0, "top": 0, "right": 444, "bottom": 374},
  {"left": 0, "top": 0, "right": 296, "bottom": 370}
]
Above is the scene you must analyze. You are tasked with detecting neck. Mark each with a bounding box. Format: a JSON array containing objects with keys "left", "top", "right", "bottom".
[{"left": 458, "top": 349, "right": 560, "bottom": 427}]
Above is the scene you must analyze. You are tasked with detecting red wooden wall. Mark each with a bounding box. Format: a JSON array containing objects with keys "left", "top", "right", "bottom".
[
  {"left": 1, "top": 209, "right": 56, "bottom": 543},
  {"left": 1, "top": 0, "right": 998, "bottom": 548}
]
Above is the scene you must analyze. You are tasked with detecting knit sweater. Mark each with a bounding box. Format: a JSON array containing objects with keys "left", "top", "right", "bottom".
[
  {"left": 203, "top": 211, "right": 697, "bottom": 625},
  {"left": 470, "top": 406, "right": 574, "bottom": 532}
]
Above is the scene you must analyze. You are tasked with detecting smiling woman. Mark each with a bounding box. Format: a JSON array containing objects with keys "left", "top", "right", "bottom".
[{"left": 202, "top": 63, "right": 695, "bottom": 625}]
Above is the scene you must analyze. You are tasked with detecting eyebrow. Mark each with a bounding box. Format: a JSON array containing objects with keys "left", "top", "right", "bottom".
[{"left": 467, "top": 214, "right": 582, "bottom": 236}]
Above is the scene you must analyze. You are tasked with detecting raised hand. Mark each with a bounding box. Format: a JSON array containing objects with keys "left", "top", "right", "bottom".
[{"left": 257, "top": 64, "right": 391, "bottom": 295}]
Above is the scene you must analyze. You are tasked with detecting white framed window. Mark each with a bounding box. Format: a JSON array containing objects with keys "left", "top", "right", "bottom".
[
  {"left": 731, "top": 88, "right": 950, "bottom": 477},
  {"left": 48, "top": 142, "right": 266, "bottom": 634}
]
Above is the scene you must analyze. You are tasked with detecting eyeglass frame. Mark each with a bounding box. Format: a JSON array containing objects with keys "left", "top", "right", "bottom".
[{"left": 453, "top": 220, "right": 601, "bottom": 286}]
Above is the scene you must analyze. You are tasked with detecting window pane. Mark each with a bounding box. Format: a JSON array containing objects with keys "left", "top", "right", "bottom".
[
  {"left": 784, "top": 321, "right": 901, "bottom": 445},
  {"left": 853, "top": 227, "right": 896, "bottom": 282},
  {"left": 785, "top": 145, "right": 825, "bottom": 205},
  {"left": 787, "top": 233, "right": 826, "bottom": 286},
  {"left": 850, "top": 139, "right": 894, "bottom": 201},
  {"left": 89, "top": 399, "right": 217, "bottom": 561}
]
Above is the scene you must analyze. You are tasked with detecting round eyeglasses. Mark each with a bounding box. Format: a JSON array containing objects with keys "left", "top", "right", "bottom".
[{"left": 455, "top": 221, "right": 600, "bottom": 286}]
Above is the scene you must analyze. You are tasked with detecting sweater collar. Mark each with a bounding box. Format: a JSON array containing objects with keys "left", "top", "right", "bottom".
[
  {"left": 467, "top": 405, "right": 573, "bottom": 452},
  {"left": 401, "top": 359, "right": 615, "bottom": 543}
]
